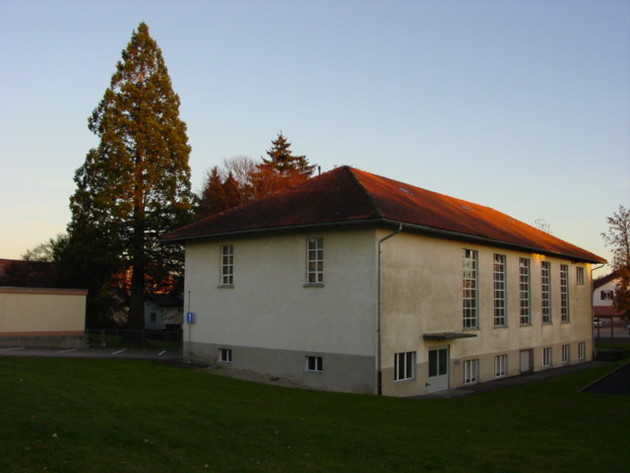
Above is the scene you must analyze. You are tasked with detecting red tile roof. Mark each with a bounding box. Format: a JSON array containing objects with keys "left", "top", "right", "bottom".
[
  {"left": 163, "top": 166, "right": 605, "bottom": 264},
  {"left": 594, "top": 270, "right": 622, "bottom": 289},
  {"left": 594, "top": 306, "right": 625, "bottom": 317}
]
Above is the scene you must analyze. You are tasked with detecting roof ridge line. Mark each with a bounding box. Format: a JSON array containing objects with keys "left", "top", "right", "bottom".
[{"left": 346, "top": 167, "right": 386, "bottom": 219}]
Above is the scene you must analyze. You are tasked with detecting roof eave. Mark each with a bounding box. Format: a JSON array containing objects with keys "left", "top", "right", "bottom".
[
  {"left": 386, "top": 219, "right": 606, "bottom": 264},
  {"left": 161, "top": 218, "right": 385, "bottom": 244},
  {"left": 163, "top": 217, "right": 604, "bottom": 264}
]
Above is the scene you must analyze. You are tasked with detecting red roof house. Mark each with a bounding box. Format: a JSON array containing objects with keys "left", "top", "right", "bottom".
[
  {"left": 164, "top": 166, "right": 604, "bottom": 264},
  {"left": 593, "top": 270, "right": 626, "bottom": 318},
  {"left": 166, "top": 166, "right": 604, "bottom": 396}
]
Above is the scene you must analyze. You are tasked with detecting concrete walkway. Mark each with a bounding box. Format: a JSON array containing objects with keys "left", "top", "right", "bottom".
[
  {"left": 0, "top": 346, "right": 183, "bottom": 362},
  {"left": 423, "top": 361, "right": 610, "bottom": 398},
  {"left": 582, "top": 361, "right": 630, "bottom": 395}
]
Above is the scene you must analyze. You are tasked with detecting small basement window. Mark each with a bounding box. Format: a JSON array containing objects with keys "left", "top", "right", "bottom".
[
  {"left": 306, "top": 356, "right": 323, "bottom": 372},
  {"left": 219, "top": 348, "right": 232, "bottom": 364}
]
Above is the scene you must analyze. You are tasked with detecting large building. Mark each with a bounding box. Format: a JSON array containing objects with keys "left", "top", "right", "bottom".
[{"left": 164, "top": 166, "right": 604, "bottom": 396}]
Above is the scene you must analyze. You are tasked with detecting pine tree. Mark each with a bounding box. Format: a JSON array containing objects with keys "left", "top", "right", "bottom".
[
  {"left": 251, "top": 133, "right": 316, "bottom": 196},
  {"left": 197, "top": 167, "right": 226, "bottom": 218},
  {"left": 69, "top": 22, "right": 193, "bottom": 329},
  {"left": 261, "top": 133, "right": 315, "bottom": 177},
  {"left": 197, "top": 157, "right": 258, "bottom": 218},
  {"left": 196, "top": 140, "right": 317, "bottom": 217}
]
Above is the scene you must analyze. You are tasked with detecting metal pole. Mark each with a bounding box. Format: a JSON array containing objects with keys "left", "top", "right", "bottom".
[{"left": 186, "top": 291, "right": 192, "bottom": 362}]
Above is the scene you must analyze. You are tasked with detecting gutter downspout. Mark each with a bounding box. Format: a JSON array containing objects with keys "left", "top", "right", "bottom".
[{"left": 377, "top": 223, "right": 403, "bottom": 396}]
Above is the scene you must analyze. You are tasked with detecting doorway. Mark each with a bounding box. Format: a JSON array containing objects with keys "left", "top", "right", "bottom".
[
  {"left": 427, "top": 347, "right": 449, "bottom": 393},
  {"left": 519, "top": 349, "right": 533, "bottom": 374}
]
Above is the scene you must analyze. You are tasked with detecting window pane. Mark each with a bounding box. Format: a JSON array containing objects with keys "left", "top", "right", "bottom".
[
  {"left": 405, "top": 352, "right": 414, "bottom": 378},
  {"left": 395, "top": 352, "right": 415, "bottom": 381},
  {"left": 519, "top": 258, "right": 530, "bottom": 324},
  {"left": 438, "top": 348, "right": 447, "bottom": 375},
  {"left": 560, "top": 265, "right": 569, "bottom": 322},
  {"left": 429, "top": 350, "right": 437, "bottom": 377},
  {"left": 220, "top": 245, "right": 234, "bottom": 285},
  {"left": 306, "top": 238, "right": 324, "bottom": 284},
  {"left": 493, "top": 254, "right": 506, "bottom": 326},
  {"left": 462, "top": 249, "right": 478, "bottom": 329},
  {"left": 396, "top": 354, "right": 404, "bottom": 380}
]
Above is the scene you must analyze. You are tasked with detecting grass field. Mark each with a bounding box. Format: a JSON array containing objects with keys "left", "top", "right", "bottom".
[{"left": 0, "top": 357, "right": 628, "bottom": 473}]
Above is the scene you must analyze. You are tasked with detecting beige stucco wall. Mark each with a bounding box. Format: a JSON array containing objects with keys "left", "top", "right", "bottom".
[
  {"left": 378, "top": 230, "right": 593, "bottom": 396},
  {"left": 0, "top": 287, "right": 87, "bottom": 345}
]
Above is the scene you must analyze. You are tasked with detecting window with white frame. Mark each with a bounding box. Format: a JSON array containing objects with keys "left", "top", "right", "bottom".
[
  {"left": 463, "top": 359, "right": 479, "bottom": 384},
  {"left": 493, "top": 254, "right": 507, "bottom": 327},
  {"left": 219, "top": 348, "right": 232, "bottom": 363},
  {"left": 578, "top": 342, "right": 586, "bottom": 360},
  {"left": 542, "top": 347, "right": 553, "bottom": 367},
  {"left": 576, "top": 267, "right": 585, "bottom": 285},
  {"left": 601, "top": 290, "right": 613, "bottom": 301},
  {"left": 561, "top": 344, "right": 570, "bottom": 364},
  {"left": 220, "top": 244, "right": 234, "bottom": 286},
  {"left": 560, "top": 264, "right": 569, "bottom": 322},
  {"left": 394, "top": 351, "right": 416, "bottom": 382},
  {"left": 306, "top": 237, "right": 324, "bottom": 285},
  {"left": 306, "top": 356, "right": 323, "bottom": 372},
  {"left": 519, "top": 258, "right": 531, "bottom": 325},
  {"left": 541, "top": 261, "right": 551, "bottom": 324},
  {"left": 494, "top": 354, "right": 508, "bottom": 378},
  {"left": 462, "top": 249, "right": 478, "bottom": 329}
]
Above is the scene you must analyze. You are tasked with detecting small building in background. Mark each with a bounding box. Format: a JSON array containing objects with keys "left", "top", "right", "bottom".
[
  {"left": 593, "top": 270, "right": 627, "bottom": 338},
  {"left": 144, "top": 294, "right": 183, "bottom": 331}
]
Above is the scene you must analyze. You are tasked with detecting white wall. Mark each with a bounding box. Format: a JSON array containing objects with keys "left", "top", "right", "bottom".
[
  {"left": 184, "top": 228, "right": 377, "bottom": 358},
  {"left": 593, "top": 279, "right": 617, "bottom": 307}
]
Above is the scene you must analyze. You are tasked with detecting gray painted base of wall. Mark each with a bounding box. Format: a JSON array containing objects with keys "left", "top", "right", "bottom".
[
  {"left": 185, "top": 342, "right": 375, "bottom": 394},
  {"left": 0, "top": 335, "right": 88, "bottom": 349}
]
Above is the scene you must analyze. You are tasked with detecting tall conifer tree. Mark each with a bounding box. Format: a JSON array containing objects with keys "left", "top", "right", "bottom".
[
  {"left": 251, "top": 133, "right": 316, "bottom": 196},
  {"left": 262, "top": 133, "right": 315, "bottom": 177},
  {"left": 69, "top": 22, "right": 193, "bottom": 329}
]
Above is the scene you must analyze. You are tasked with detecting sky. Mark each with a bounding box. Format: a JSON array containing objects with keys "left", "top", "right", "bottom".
[{"left": 0, "top": 0, "right": 628, "bottom": 275}]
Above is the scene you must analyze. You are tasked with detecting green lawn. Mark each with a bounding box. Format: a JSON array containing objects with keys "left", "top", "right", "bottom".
[
  {"left": 0, "top": 357, "right": 628, "bottom": 473},
  {"left": 595, "top": 340, "right": 630, "bottom": 355}
]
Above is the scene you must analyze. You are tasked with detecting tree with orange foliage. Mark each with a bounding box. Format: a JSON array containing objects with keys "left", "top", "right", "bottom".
[
  {"left": 602, "top": 205, "right": 630, "bottom": 318},
  {"left": 197, "top": 135, "right": 317, "bottom": 217},
  {"left": 197, "top": 157, "right": 257, "bottom": 218}
]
